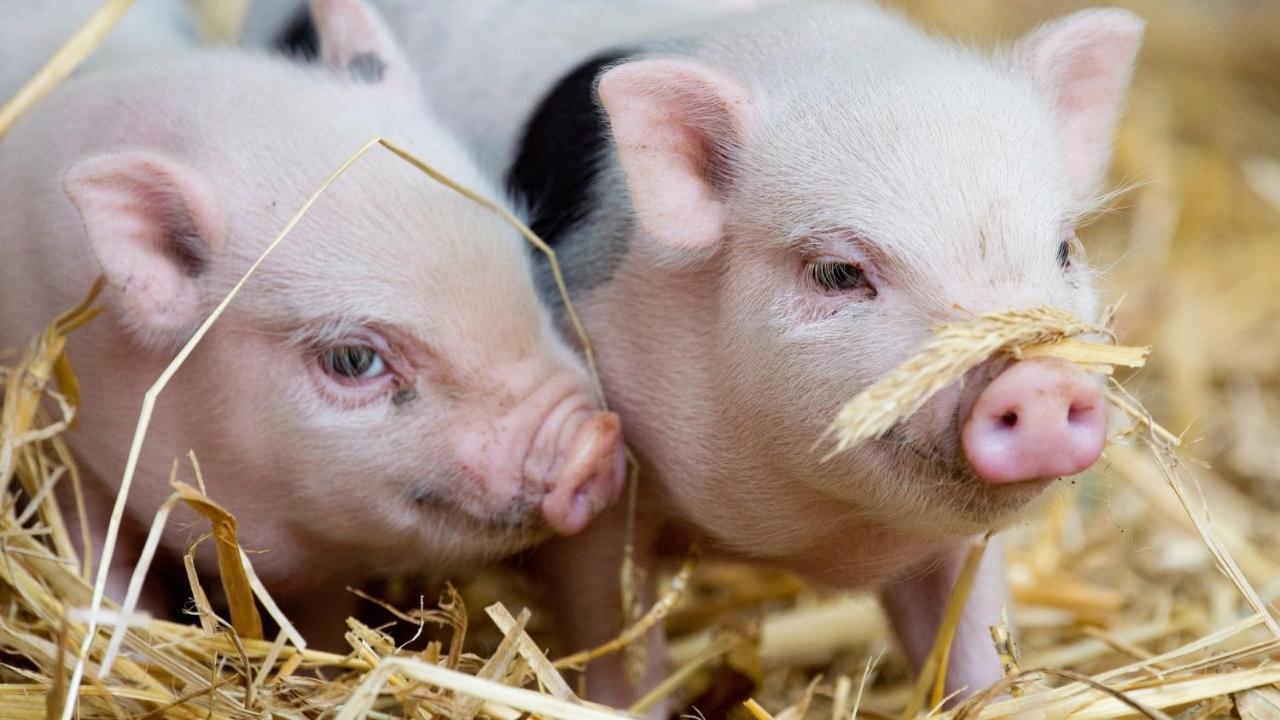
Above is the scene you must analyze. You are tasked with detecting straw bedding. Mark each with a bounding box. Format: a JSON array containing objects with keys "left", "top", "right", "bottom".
[{"left": 1, "top": 0, "right": 1277, "bottom": 717}]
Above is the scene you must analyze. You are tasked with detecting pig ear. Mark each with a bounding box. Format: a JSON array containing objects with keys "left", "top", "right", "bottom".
[
  {"left": 63, "top": 152, "right": 222, "bottom": 343},
  {"left": 1015, "top": 8, "right": 1145, "bottom": 202},
  {"left": 597, "top": 58, "right": 752, "bottom": 255},
  {"left": 310, "top": 0, "right": 420, "bottom": 99}
]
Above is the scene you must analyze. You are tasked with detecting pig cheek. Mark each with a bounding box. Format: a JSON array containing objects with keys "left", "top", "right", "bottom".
[
  {"left": 246, "top": 351, "right": 420, "bottom": 503},
  {"left": 293, "top": 360, "right": 540, "bottom": 540},
  {"left": 777, "top": 319, "right": 960, "bottom": 515},
  {"left": 727, "top": 256, "right": 968, "bottom": 524},
  {"left": 276, "top": 400, "right": 450, "bottom": 536},
  {"left": 832, "top": 446, "right": 979, "bottom": 538},
  {"left": 449, "top": 419, "right": 540, "bottom": 522},
  {"left": 895, "top": 381, "right": 970, "bottom": 459}
]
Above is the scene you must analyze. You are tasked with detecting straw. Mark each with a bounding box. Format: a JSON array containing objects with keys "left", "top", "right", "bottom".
[{"left": 0, "top": 0, "right": 134, "bottom": 137}]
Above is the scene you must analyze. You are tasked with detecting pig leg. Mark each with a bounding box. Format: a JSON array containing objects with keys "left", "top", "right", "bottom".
[
  {"left": 879, "top": 535, "right": 1008, "bottom": 701},
  {"left": 535, "top": 502, "right": 667, "bottom": 716}
]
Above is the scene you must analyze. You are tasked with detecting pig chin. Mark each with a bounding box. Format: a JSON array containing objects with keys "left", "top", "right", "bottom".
[
  {"left": 404, "top": 479, "right": 552, "bottom": 550},
  {"left": 874, "top": 433, "right": 1053, "bottom": 534}
]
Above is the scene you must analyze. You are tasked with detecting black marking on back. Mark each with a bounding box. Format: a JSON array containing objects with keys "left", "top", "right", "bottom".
[
  {"left": 276, "top": 6, "right": 318, "bottom": 60},
  {"left": 507, "top": 52, "right": 630, "bottom": 248},
  {"left": 347, "top": 52, "right": 386, "bottom": 83}
]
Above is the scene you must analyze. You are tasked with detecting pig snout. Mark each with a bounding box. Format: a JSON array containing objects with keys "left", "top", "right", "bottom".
[
  {"left": 961, "top": 359, "right": 1106, "bottom": 484},
  {"left": 456, "top": 370, "right": 625, "bottom": 535},
  {"left": 509, "top": 374, "right": 626, "bottom": 535},
  {"left": 538, "top": 409, "right": 626, "bottom": 536}
]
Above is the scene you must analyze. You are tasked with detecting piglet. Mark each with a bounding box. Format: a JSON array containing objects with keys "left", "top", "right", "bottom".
[
  {"left": 370, "top": 0, "right": 1143, "bottom": 708},
  {"left": 0, "top": 0, "right": 625, "bottom": 643}
]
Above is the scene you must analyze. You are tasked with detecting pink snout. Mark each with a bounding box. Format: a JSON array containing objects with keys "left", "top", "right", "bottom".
[
  {"left": 961, "top": 359, "right": 1106, "bottom": 484},
  {"left": 541, "top": 411, "right": 626, "bottom": 536}
]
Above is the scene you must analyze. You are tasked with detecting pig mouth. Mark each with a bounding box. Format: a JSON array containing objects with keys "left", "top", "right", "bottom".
[
  {"left": 405, "top": 485, "right": 552, "bottom": 539},
  {"left": 878, "top": 422, "right": 975, "bottom": 480},
  {"left": 874, "top": 427, "right": 1053, "bottom": 523}
]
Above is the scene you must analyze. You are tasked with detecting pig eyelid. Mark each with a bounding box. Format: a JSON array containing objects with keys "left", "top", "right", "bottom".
[
  {"left": 311, "top": 327, "right": 402, "bottom": 385},
  {"left": 307, "top": 320, "right": 449, "bottom": 380},
  {"left": 285, "top": 318, "right": 380, "bottom": 350},
  {"left": 802, "top": 228, "right": 902, "bottom": 278}
]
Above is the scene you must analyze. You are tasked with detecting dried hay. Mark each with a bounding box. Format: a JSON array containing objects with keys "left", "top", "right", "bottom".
[
  {"left": 822, "top": 306, "right": 1147, "bottom": 456},
  {"left": 1, "top": 0, "right": 1279, "bottom": 718}
]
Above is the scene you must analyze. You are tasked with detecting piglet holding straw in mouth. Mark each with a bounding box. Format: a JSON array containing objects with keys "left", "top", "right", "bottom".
[
  {"left": 0, "top": 0, "right": 624, "bottom": 644},
  {"left": 344, "top": 0, "right": 1145, "bottom": 708},
  {"left": 363, "top": 0, "right": 1152, "bottom": 707}
]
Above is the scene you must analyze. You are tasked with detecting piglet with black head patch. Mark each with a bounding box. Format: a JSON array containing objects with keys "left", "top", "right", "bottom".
[
  {"left": 0, "top": 0, "right": 625, "bottom": 644},
  {"left": 369, "top": 0, "right": 1143, "bottom": 709}
]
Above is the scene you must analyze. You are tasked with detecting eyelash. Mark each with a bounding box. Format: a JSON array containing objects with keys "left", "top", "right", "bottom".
[
  {"left": 320, "top": 344, "right": 387, "bottom": 382},
  {"left": 807, "top": 259, "right": 877, "bottom": 298}
]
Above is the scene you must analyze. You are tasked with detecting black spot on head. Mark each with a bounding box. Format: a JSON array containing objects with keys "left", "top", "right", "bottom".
[
  {"left": 347, "top": 52, "right": 387, "bottom": 84},
  {"left": 1057, "top": 239, "right": 1071, "bottom": 269},
  {"left": 508, "top": 51, "right": 632, "bottom": 247},
  {"left": 392, "top": 387, "right": 418, "bottom": 406},
  {"left": 275, "top": 7, "right": 318, "bottom": 60}
]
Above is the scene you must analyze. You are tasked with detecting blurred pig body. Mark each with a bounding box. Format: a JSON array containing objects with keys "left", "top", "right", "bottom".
[
  {"left": 266, "top": 0, "right": 774, "bottom": 179},
  {"left": 374, "top": 0, "right": 1142, "bottom": 706},
  {"left": 0, "top": 0, "right": 623, "bottom": 640}
]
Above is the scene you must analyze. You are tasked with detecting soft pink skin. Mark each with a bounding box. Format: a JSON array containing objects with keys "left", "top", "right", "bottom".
[
  {"left": 963, "top": 359, "right": 1108, "bottom": 485},
  {"left": 0, "top": 0, "right": 623, "bottom": 644}
]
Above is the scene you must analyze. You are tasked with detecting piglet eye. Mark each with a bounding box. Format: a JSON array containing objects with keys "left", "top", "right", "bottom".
[
  {"left": 809, "top": 260, "right": 875, "bottom": 296},
  {"left": 321, "top": 345, "right": 386, "bottom": 380}
]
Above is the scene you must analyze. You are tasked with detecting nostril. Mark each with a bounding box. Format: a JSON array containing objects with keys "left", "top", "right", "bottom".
[
  {"left": 964, "top": 360, "right": 1108, "bottom": 485},
  {"left": 1067, "top": 403, "right": 1094, "bottom": 425}
]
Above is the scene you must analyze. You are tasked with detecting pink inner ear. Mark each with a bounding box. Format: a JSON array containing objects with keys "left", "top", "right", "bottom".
[
  {"left": 63, "top": 152, "right": 221, "bottom": 335},
  {"left": 598, "top": 59, "right": 753, "bottom": 253},
  {"left": 313, "top": 0, "right": 376, "bottom": 70},
  {"left": 1017, "top": 9, "right": 1145, "bottom": 201}
]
